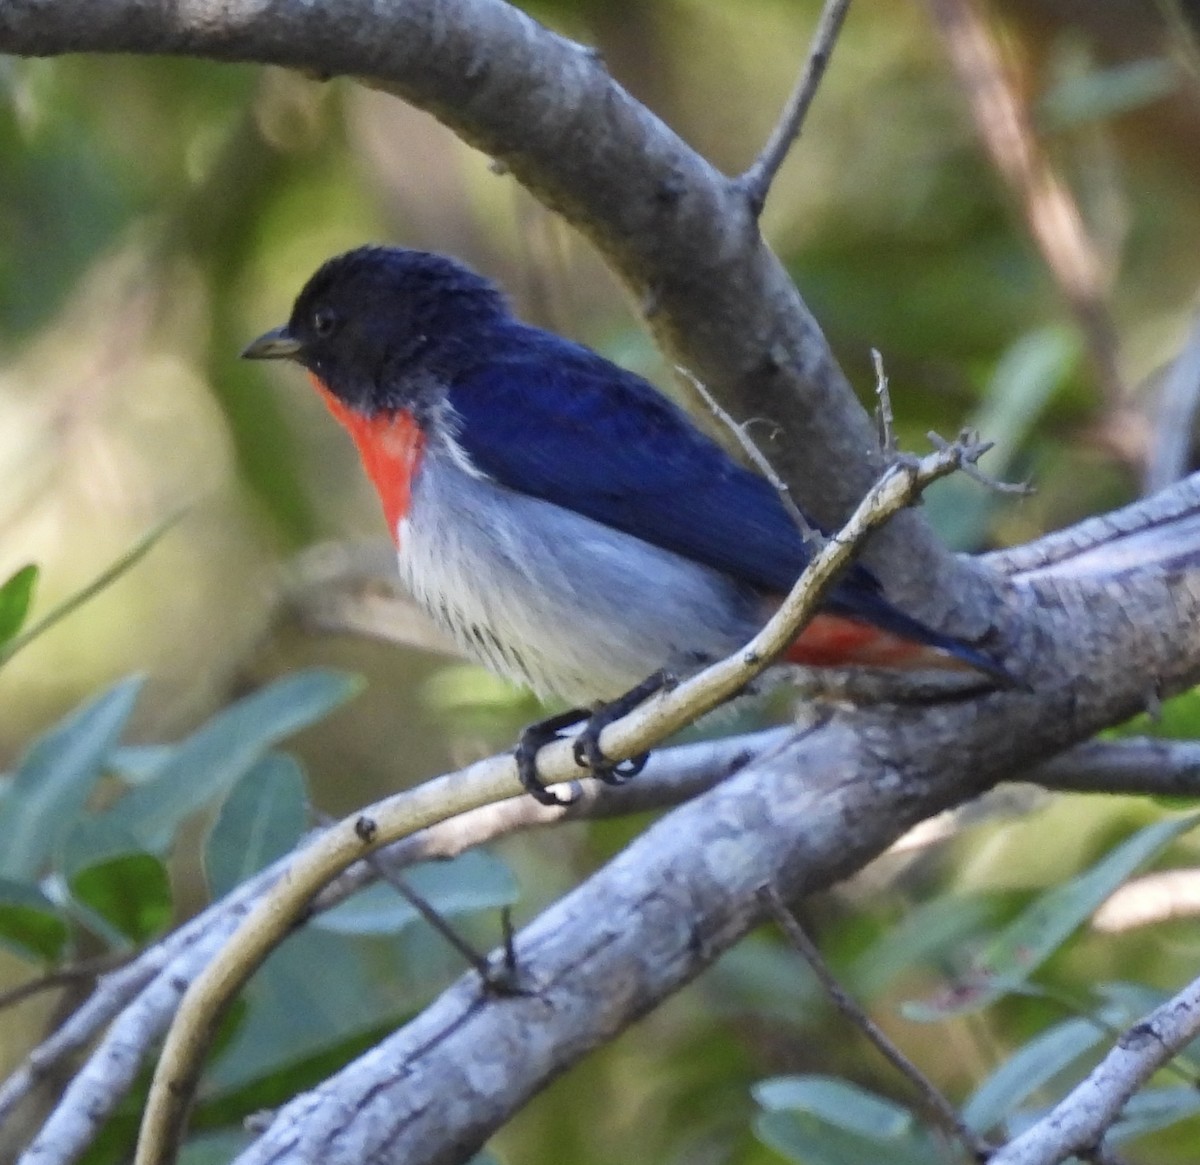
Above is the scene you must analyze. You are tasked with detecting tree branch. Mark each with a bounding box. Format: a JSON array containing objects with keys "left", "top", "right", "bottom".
[
  {"left": 738, "top": 0, "right": 853, "bottom": 216},
  {"left": 989, "top": 971, "right": 1200, "bottom": 1165}
]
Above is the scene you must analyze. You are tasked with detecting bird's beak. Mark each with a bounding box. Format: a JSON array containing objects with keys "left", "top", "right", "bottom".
[{"left": 241, "top": 325, "right": 304, "bottom": 361}]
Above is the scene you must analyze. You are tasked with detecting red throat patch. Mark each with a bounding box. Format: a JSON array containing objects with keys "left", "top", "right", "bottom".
[{"left": 311, "top": 374, "right": 425, "bottom": 542}]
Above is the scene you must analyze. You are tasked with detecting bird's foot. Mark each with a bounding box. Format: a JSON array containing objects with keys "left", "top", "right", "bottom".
[
  {"left": 515, "top": 706, "right": 588, "bottom": 806},
  {"left": 514, "top": 671, "right": 676, "bottom": 802},
  {"left": 572, "top": 669, "right": 675, "bottom": 785}
]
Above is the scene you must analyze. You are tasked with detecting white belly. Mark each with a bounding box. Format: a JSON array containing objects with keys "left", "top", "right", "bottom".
[{"left": 395, "top": 450, "right": 759, "bottom": 705}]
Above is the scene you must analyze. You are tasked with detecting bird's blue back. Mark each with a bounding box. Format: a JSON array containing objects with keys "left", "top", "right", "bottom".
[{"left": 445, "top": 322, "right": 865, "bottom": 598}]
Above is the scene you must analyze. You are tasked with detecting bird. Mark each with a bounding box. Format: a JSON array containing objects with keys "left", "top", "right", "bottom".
[{"left": 243, "top": 245, "right": 1007, "bottom": 803}]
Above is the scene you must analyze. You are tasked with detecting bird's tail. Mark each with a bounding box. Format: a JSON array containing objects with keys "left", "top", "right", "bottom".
[{"left": 785, "top": 592, "right": 1013, "bottom": 686}]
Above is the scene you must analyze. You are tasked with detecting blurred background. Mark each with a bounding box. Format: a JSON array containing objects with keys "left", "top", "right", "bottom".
[{"left": 4, "top": 1, "right": 1200, "bottom": 1162}]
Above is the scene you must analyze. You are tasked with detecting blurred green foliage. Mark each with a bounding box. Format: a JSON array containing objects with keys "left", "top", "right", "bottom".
[{"left": 4, "top": 1, "right": 1200, "bottom": 1162}]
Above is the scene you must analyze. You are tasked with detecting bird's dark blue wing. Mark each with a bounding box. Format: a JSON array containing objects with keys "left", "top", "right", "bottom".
[
  {"left": 444, "top": 324, "right": 826, "bottom": 595},
  {"left": 443, "top": 323, "right": 1012, "bottom": 683}
]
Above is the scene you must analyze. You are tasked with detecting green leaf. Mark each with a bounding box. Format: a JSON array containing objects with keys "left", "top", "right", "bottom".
[
  {"left": 1040, "top": 59, "right": 1178, "bottom": 132},
  {"left": 205, "top": 754, "right": 308, "bottom": 899},
  {"left": 0, "top": 676, "right": 144, "bottom": 881},
  {"left": 108, "top": 744, "right": 176, "bottom": 785},
  {"left": 925, "top": 327, "right": 1077, "bottom": 549},
  {"left": 68, "top": 852, "right": 172, "bottom": 943},
  {"left": 1110, "top": 1086, "right": 1200, "bottom": 1144},
  {"left": 906, "top": 814, "right": 1200, "bottom": 1020},
  {"left": 208, "top": 927, "right": 404, "bottom": 1090},
  {"left": 754, "top": 1076, "right": 914, "bottom": 1140},
  {"left": 0, "top": 564, "right": 37, "bottom": 644},
  {"left": 0, "top": 877, "right": 69, "bottom": 962},
  {"left": 95, "top": 669, "right": 361, "bottom": 853},
  {"left": 964, "top": 1018, "right": 1105, "bottom": 1133},
  {"left": 178, "top": 1132, "right": 253, "bottom": 1165},
  {"left": 316, "top": 850, "right": 518, "bottom": 935},
  {"left": 850, "top": 891, "right": 1006, "bottom": 1000},
  {"left": 753, "top": 1078, "right": 936, "bottom": 1165},
  {"left": 0, "top": 517, "right": 176, "bottom": 668},
  {"left": 194, "top": 1016, "right": 399, "bottom": 1129}
]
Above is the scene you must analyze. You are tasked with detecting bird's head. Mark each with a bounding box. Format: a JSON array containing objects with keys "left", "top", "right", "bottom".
[{"left": 242, "top": 245, "right": 507, "bottom": 415}]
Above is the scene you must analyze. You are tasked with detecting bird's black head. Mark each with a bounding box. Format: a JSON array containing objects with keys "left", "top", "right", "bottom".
[{"left": 242, "top": 246, "right": 508, "bottom": 414}]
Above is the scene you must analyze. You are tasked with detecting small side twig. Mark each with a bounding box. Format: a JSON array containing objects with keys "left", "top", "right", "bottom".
[
  {"left": 927, "top": 430, "right": 1030, "bottom": 495},
  {"left": 676, "top": 364, "right": 822, "bottom": 545},
  {"left": 0, "top": 952, "right": 133, "bottom": 1014},
  {"left": 759, "top": 885, "right": 994, "bottom": 1164},
  {"left": 872, "top": 349, "right": 897, "bottom": 455},
  {"left": 314, "top": 810, "right": 496, "bottom": 986},
  {"left": 739, "top": 0, "right": 853, "bottom": 216}
]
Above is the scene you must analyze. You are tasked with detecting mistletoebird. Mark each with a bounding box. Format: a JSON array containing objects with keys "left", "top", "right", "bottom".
[{"left": 244, "top": 246, "right": 1006, "bottom": 803}]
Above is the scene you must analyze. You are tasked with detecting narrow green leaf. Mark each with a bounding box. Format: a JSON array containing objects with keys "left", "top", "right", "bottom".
[
  {"left": 69, "top": 852, "right": 172, "bottom": 943},
  {"left": 906, "top": 814, "right": 1200, "bottom": 1020},
  {"left": 1110, "top": 1086, "right": 1200, "bottom": 1144},
  {"left": 95, "top": 669, "right": 361, "bottom": 853},
  {"left": 60, "top": 815, "right": 144, "bottom": 878},
  {"left": 108, "top": 744, "right": 176, "bottom": 785},
  {"left": 926, "top": 327, "right": 1078, "bottom": 549},
  {"left": 178, "top": 1132, "right": 253, "bottom": 1165},
  {"left": 964, "top": 1018, "right": 1105, "bottom": 1133},
  {"left": 754, "top": 1076, "right": 913, "bottom": 1140},
  {"left": 754, "top": 1109, "right": 934, "bottom": 1165},
  {"left": 850, "top": 892, "right": 1006, "bottom": 1000},
  {"left": 0, "top": 676, "right": 144, "bottom": 880},
  {"left": 208, "top": 928, "right": 400, "bottom": 1090},
  {"left": 1040, "top": 59, "right": 1178, "bottom": 132},
  {"left": 0, "top": 516, "right": 176, "bottom": 667},
  {"left": 0, "top": 564, "right": 37, "bottom": 644},
  {"left": 316, "top": 850, "right": 517, "bottom": 935},
  {"left": 205, "top": 754, "right": 308, "bottom": 898},
  {"left": 196, "top": 1017, "right": 399, "bottom": 1128},
  {"left": 0, "top": 877, "right": 69, "bottom": 962}
]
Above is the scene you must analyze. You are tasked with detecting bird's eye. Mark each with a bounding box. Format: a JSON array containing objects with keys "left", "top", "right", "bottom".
[{"left": 312, "top": 308, "right": 339, "bottom": 338}]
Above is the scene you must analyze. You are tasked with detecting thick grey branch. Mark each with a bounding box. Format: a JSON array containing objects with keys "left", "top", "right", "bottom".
[{"left": 1032, "top": 737, "right": 1200, "bottom": 798}]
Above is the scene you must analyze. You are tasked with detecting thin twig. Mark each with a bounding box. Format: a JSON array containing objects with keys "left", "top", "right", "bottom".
[
  {"left": 314, "top": 810, "right": 494, "bottom": 983},
  {"left": 872, "top": 349, "right": 897, "bottom": 455},
  {"left": 676, "top": 364, "right": 822, "bottom": 545},
  {"left": 925, "top": 0, "right": 1124, "bottom": 405},
  {"left": 0, "top": 952, "right": 133, "bottom": 1014},
  {"left": 759, "top": 886, "right": 994, "bottom": 1164},
  {"left": 927, "top": 430, "right": 1030, "bottom": 495},
  {"left": 739, "top": 0, "right": 853, "bottom": 216}
]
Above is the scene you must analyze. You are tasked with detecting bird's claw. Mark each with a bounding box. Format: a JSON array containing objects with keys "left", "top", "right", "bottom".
[
  {"left": 514, "top": 670, "right": 673, "bottom": 801},
  {"left": 572, "top": 730, "right": 649, "bottom": 785},
  {"left": 515, "top": 707, "right": 587, "bottom": 806}
]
